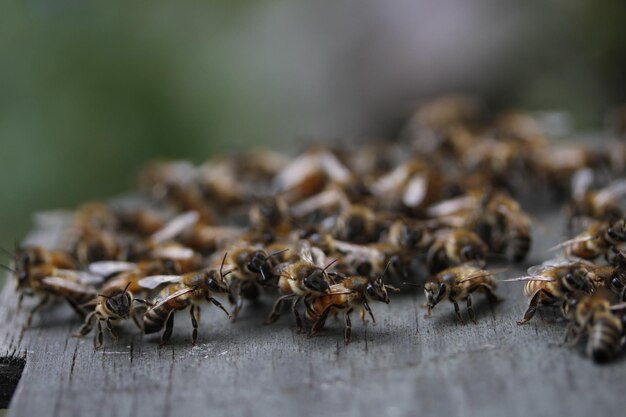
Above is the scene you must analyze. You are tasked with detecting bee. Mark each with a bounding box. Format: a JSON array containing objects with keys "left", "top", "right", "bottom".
[
  {"left": 423, "top": 264, "right": 499, "bottom": 324},
  {"left": 306, "top": 273, "right": 399, "bottom": 344},
  {"left": 507, "top": 259, "right": 594, "bottom": 325},
  {"left": 427, "top": 189, "right": 533, "bottom": 262},
  {"left": 73, "top": 283, "right": 150, "bottom": 349},
  {"left": 331, "top": 204, "right": 385, "bottom": 243},
  {"left": 210, "top": 246, "right": 287, "bottom": 319},
  {"left": 567, "top": 169, "right": 626, "bottom": 231},
  {"left": 265, "top": 242, "right": 333, "bottom": 332},
  {"left": 561, "top": 290, "right": 626, "bottom": 362},
  {"left": 385, "top": 219, "right": 427, "bottom": 251},
  {"left": 554, "top": 218, "right": 626, "bottom": 261},
  {"left": 139, "top": 258, "right": 233, "bottom": 345},
  {"left": 425, "top": 228, "right": 487, "bottom": 274}
]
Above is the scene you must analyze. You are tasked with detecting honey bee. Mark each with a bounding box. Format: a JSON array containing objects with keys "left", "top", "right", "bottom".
[
  {"left": 507, "top": 259, "right": 594, "bottom": 325},
  {"left": 567, "top": 169, "right": 626, "bottom": 231},
  {"left": 265, "top": 242, "right": 333, "bottom": 332},
  {"left": 73, "top": 283, "right": 150, "bottom": 349},
  {"left": 385, "top": 219, "right": 427, "bottom": 251},
  {"left": 554, "top": 218, "right": 626, "bottom": 261},
  {"left": 331, "top": 204, "right": 385, "bottom": 243},
  {"left": 561, "top": 290, "right": 626, "bottom": 362},
  {"left": 139, "top": 259, "right": 233, "bottom": 345},
  {"left": 425, "top": 228, "right": 487, "bottom": 274},
  {"left": 423, "top": 264, "right": 499, "bottom": 324},
  {"left": 427, "top": 188, "right": 532, "bottom": 262},
  {"left": 306, "top": 272, "right": 399, "bottom": 343},
  {"left": 214, "top": 247, "right": 287, "bottom": 319}
]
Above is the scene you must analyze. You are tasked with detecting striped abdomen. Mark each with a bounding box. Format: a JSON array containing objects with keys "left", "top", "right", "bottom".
[
  {"left": 587, "top": 314, "right": 623, "bottom": 363},
  {"left": 143, "top": 287, "right": 192, "bottom": 334}
]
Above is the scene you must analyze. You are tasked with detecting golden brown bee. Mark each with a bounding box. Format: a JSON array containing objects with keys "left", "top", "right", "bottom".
[
  {"left": 331, "top": 204, "right": 384, "bottom": 243},
  {"left": 426, "top": 228, "right": 487, "bottom": 274},
  {"left": 265, "top": 242, "right": 333, "bottom": 332},
  {"left": 561, "top": 290, "right": 626, "bottom": 362},
  {"left": 385, "top": 219, "right": 427, "bottom": 251},
  {"left": 216, "top": 246, "right": 287, "bottom": 319},
  {"left": 140, "top": 263, "right": 232, "bottom": 345},
  {"left": 556, "top": 218, "right": 626, "bottom": 261},
  {"left": 74, "top": 283, "right": 149, "bottom": 349},
  {"left": 567, "top": 169, "right": 626, "bottom": 231},
  {"left": 423, "top": 264, "right": 498, "bottom": 324},
  {"left": 306, "top": 274, "right": 398, "bottom": 344},
  {"left": 508, "top": 259, "right": 595, "bottom": 325},
  {"left": 427, "top": 189, "right": 532, "bottom": 262}
]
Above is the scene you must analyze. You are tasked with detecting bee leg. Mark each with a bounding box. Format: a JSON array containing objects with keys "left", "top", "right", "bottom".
[
  {"left": 344, "top": 308, "right": 353, "bottom": 344},
  {"left": 206, "top": 296, "right": 231, "bottom": 318},
  {"left": 106, "top": 319, "right": 118, "bottom": 342},
  {"left": 229, "top": 282, "right": 243, "bottom": 321},
  {"left": 292, "top": 296, "right": 304, "bottom": 334},
  {"left": 25, "top": 295, "right": 50, "bottom": 328},
  {"left": 452, "top": 300, "right": 465, "bottom": 324},
  {"left": 190, "top": 305, "right": 199, "bottom": 346},
  {"left": 160, "top": 312, "right": 175, "bottom": 347},
  {"left": 265, "top": 294, "right": 294, "bottom": 325},
  {"left": 562, "top": 323, "right": 582, "bottom": 347},
  {"left": 363, "top": 301, "right": 376, "bottom": 324},
  {"left": 131, "top": 306, "right": 147, "bottom": 332},
  {"left": 64, "top": 296, "right": 87, "bottom": 319},
  {"left": 95, "top": 319, "right": 104, "bottom": 350},
  {"left": 308, "top": 306, "right": 331, "bottom": 338},
  {"left": 73, "top": 311, "right": 96, "bottom": 337},
  {"left": 466, "top": 295, "right": 477, "bottom": 324},
  {"left": 517, "top": 289, "right": 547, "bottom": 325}
]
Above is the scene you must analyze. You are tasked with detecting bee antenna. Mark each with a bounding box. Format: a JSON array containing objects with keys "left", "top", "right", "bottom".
[
  {"left": 381, "top": 261, "right": 392, "bottom": 279},
  {"left": 266, "top": 248, "right": 289, "bottom": 260},
  {"left": 220, "top": 252, "right": 228, "bottom": 278},
  {"left": 0, "top": 264, "right": 15, "bottom": 273},
  {"left": 323, "top": 258, "right": 338, "bottom": 272},
  {"left": 98, "top": 293, "right": 112, "bottom": 300},
  {"left": 123, "top": 282, "right": 132, "bottom": 294}
]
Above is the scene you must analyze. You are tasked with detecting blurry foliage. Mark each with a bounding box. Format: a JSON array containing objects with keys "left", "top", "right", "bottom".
[{"left": 0, "top": 0, "right": 626, "bottom": 265}]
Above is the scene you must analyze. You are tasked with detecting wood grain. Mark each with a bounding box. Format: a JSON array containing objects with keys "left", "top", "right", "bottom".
[{"left": 0, "top": 209, "right": 624, "bottom": 417}]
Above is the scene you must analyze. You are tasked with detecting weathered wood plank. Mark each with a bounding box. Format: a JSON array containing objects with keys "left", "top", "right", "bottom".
[{"left": 0, "top": 209, "right": 624, "bottom": 417}]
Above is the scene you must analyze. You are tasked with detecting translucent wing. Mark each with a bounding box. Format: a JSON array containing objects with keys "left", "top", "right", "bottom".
[
  {"left": 138, "top": 275, "right": 181, "bottom": 290},
  {"left": 150, "top": 245, "right": 195, "bottom": 260},
  {"left": 274, "top": 153, "right": 320, "bottom": 192},
  {"left": 571, "top": 168, "right": 593, "bottom": 200},
  {"left": 57, "top": 269, "right": 105, "bottom": 286},
  {"left": 290, "top": 189, "right": 349, "bottom": 218},
  {"left": 152, "top": 287, "right": 195, "bottom": 309},
  {"left": 426, "top": 196, "right": 474, "bottom": 217},
  {"left": 595, "top": 179, "right": 626, "bottom": 206},
  {"left": 403, "top": 175, "right": 427, "bottom": 208},
  {"left": 371, "top": 164, "right": 410, "bottom": 195},
  {"left": 89, "top": 261, "right": 137, "bottom": 276},
  {"left": 549, "top": 234, "right": 595, "bottom": 251},
  {"left": 150, "top": 211, "right": 199, "bottom": 244},
  {"left": 41, "top": 276, "right": 97, "bottom": 295},
  {"left": 457, "top": 270, "right": 493, "bottom": 283},
  {"left": 501, "top": 275, "right": 556, "bottom": 282},
  {"left": 320, "top": 152, "right": 352, "bottom": 183},
  {"left": 296, "top": 240, "right": 315, "bottom": 264}
]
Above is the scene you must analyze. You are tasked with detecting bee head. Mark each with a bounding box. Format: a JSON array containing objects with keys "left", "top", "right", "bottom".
[
  {"left": 14, "top": 251, "right": 31, "bottom": 290},
  {"left": 424, "top": 280, "right": 447, "bottom": 308},
  {"left": 460, "top": 244, "right": 483, "bottom": 262},
  {"left": 204, "top": 270, "right": 229, "bottom": 293},
  {"left": 103, "top": 289, "right": 133, "bottom": 319},
  {"left": 247, "top": 250, "right": 270, "bottom": 280},
  {"left": 303, "top": 269, "right": 330, "bottom": 294},
  {"left": 365, "top": 277, "right": 389, "bottom": 304}
]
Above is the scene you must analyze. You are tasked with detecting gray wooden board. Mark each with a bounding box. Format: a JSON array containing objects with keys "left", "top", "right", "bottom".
[{"left": 0, "top": 209, "right": 625, "bottom": 417}]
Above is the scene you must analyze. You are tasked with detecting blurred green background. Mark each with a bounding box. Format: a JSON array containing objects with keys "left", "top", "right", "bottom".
[{"left": 1, "top": 1, "right": 626, "bottom": 262}]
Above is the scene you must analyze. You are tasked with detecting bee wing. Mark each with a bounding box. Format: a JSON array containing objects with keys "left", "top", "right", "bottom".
[
  {"left": 295, "top": 240, "right": 315, "bottom": 264},
  {"left": 56, "top": 269, "right": 105, "bottom": 286},
  {"left": 501, "top": 275, "right": 556, "bottom": 282},
  {"left": 290, "top": 189, "right": 349, "bottom": 218},
  {"left": 526, "top": 258, "right": 575, "bottom": 275},
  {"left": 153, "top": 287, "right": 196, "bottom": 309},
  {"left": 402, "top": 174, "right": 427, "bottom": 208},
  {"left": 549, "top": 234, "right": 595, "bottom": 251},
  {"left": 88, "top": 261, "right": 137, "bottom": 276},
  {"left": 571, "top": 168, "right": 594, "bottom": 200},
  {"left": 457, "top": 270, "right": 494, "bottom": 283},
  {"left": 609, "top": 302, "right": 626, "bottom": 311},
  {"left": 309, "top": 246, "right": 328, "bottom": 268},
  {"left": 426, "top": 196, "right": 474, "bottom": 217},
  {"left": 150, "top": 245, "right": 195, "bottom": 260},
  {"left": 371, "top": 164, "right": 410, "bottom": 195},
  {"left": 150, "top": 211, "right": 199, "bottom": 244},
  {"left": 595, "top": 179, "right": 626, "bottom": 206},
  {"left": 320, "top": 152, "right": 352, "bottom": 183},
  {"left": 41, "top": 276, "right": 97, "bottom": 295},
  {"left": 138, "top": 275, "right": 181, "bottom": 290},
  {"left": 274, "top": 153, "right": 320, "bottom": 192}
]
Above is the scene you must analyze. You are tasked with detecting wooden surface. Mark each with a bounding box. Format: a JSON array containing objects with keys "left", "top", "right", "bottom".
[{"left": 0, "top": 209, "right": 625, "bottom": 417}]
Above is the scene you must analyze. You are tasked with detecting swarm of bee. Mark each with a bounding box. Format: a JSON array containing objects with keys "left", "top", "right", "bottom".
[{"left": 3, "top": 95, "right": 626, "bottom": 363}]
